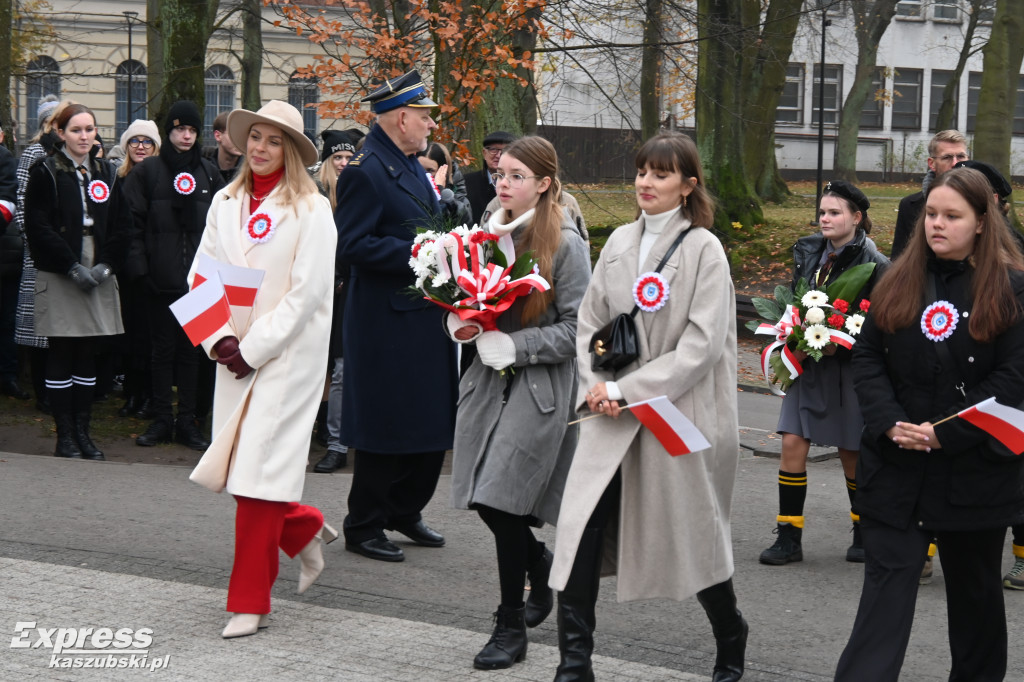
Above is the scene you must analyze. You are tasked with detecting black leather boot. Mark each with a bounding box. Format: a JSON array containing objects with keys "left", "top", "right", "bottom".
[
  {"left": 554, "top": 527, "right": 603, "bottom": 682},
  {"left": 758, "top": 523, "right": 803, "bottom": 565},
  {"left": 696, "top": 579, "right": 747, "bottom": 682},
  {"left": 473, "top": 605, "right": 528, "bottom": 670},
  {"left": 525, "top": 543, "right": 554, "bottom": 627},
  {"left": 73, "top": 412, "right": 105, "bottom": 460},
  {"left": 54, "top": 413, "right": 83, "bottom": 459}
]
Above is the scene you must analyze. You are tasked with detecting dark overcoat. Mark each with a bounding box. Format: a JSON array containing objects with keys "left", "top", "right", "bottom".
[
  {"left": 335, "top": 124, "right": 457, "bottom": 453},
  {"left": 852, "top": 260, "right": 1024, "bottom": 532}
]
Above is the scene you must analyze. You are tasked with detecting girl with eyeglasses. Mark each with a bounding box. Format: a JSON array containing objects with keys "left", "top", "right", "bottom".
[
  {"left": 117, "top": 120, "right": 161, "bottom": 179},
  {"left": 445, "top": 136, "right": 591, "bottom": 670}
]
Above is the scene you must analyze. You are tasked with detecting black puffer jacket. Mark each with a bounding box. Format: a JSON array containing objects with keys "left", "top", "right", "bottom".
[
  {"left": 23, "top": 144, "right": 125, "bottom": 275},
  {"left": 121, "top": 153, "right": 223, "bottom": 293},
  {"left": 852, "top": 260, "right": 1024, "bottom": 532},
  {"left": 791, "top": 229, "right": 890, "bottom": 297}
]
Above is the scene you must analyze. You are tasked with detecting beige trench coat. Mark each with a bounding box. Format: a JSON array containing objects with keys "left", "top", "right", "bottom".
[
  {"left": 549, "top": 214, "right": 739, "bottom": 602},
  {"left": 188, "top": 188, "right": 335, "bottom": 502}
]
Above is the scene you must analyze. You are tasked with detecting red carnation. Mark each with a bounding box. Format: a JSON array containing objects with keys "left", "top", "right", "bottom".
[
  {"left": 470, "top": 232, "right": 499, "bottom": 245},
  {"left": 859, "top": 299, "right": 871, "bottom": 312},
  {"left": 412, "top": 243, "right": 421, "bottom": 258},
  {"left": 828, "top": 313, "right": 845, "bottom": 329},
  {"left": 832, "top": 299, "right": 849, "bottom": 313}
]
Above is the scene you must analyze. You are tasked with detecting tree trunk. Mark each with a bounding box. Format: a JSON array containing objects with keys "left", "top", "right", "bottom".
[
  {"left": 973, "top": 0, "right": 1024, "bottom": 173},
  {"left": 741, "top": 0, "right": 802, "bottom": 202},
  {"left": 639, "top": 0, "right": 663, "bottom": 141},
  {"left": 151, "top": 0, "right": 219, "bottom": 127},
  {"left": 933, "top": 1, "right": 982, "bottom": 131},
  {"left": 240, "top": 0, "right": 263, "bottom": 110},
  {"left": 697, "top": 0, "right": 764, "bottom": 235},
  {"left": 146, "top": 0, "right": 164, "bottom": 122},
  {"left": 833, "top": 0, "right": 899, "bottom": 183},
  {"left": 0, "top": 0, "right": 12, "bottom": 150}
]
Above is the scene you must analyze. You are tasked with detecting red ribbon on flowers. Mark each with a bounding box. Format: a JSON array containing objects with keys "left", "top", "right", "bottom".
[{"left": 754, "top": 304, "right": 805, "bottom": 396}]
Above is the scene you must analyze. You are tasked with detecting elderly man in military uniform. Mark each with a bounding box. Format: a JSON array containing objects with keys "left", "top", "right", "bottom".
[{"left": 335, "top": 71, "right": 458, "bottom": 562}]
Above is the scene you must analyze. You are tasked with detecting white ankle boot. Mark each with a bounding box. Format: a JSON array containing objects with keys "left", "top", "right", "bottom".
[
  {"left": 297, "top": 522, "right": 338, "bottom": 594},
  {"left": 222, "top": 613, "right": 264, "bottom": 638}
]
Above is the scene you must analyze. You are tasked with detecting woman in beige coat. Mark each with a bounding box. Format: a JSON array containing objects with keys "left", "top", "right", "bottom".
[
  {"left": 549, "top": 132, "right": 745, "bottom": 682},
  {"left": 186, "top": 101, "right": 337, "bottom": 639}
]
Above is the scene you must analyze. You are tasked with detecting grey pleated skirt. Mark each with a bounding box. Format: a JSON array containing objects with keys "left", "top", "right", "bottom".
[
  {"left": 776, "top": 354, "right": 864, "bottom": 451},
  {"left": 33, "top": 237, "right": 123, "bottom": 338}
]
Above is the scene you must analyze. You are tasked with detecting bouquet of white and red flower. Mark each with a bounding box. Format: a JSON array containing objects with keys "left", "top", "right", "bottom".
[
  {"left": 745, "top": 262, "right": 876, "bottom": 395},
  {"left": 408, "top": 224, "right": 550, "bottom": 330}
]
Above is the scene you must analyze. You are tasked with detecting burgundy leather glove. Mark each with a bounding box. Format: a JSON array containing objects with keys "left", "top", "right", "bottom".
[{"left": 213, "top": 336, "right": 253, "bottom": 380}]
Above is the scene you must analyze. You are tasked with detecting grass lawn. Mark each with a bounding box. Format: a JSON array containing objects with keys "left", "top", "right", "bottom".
[{"left": 566, "top": 179, "right": 1023, "bottom": 295}]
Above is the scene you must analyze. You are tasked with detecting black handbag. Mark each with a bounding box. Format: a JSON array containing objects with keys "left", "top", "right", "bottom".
[{"left": 589, "top": 228, "right": 693, "bottom": 372}]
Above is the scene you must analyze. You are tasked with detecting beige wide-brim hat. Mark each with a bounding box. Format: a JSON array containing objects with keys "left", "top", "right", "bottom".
[{"left": 227, "top": 100, "right": 319, "bottom": 167}]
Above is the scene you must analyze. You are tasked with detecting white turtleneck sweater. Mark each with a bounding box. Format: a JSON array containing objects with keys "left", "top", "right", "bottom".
[{"left": 638, "top": 206, "right": 681, "bottom": 269}]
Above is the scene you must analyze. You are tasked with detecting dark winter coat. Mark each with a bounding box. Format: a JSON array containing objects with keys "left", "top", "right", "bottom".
[
  {"left": 335, "top": 123, "right": 457, "bottom": 453},
  {"left": 852, "top": 259, "right": 1024, "bottom": 532},
  {"left": 121, "top": 153, "right": 224, "bottom": 293},
  {"left": 464, "top": 168, "right": 496, "bottom": 226},
  {"left": 23, "top": 145, "right": 124, "bottom": 275},
  {"left": 791, "top": 229, "right": 890, "bottom": 296}
]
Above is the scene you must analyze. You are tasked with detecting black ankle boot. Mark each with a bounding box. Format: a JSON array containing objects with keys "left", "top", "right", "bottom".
[
  {"left": 54, "top": 413, "right": 83, "bottom": 458},
  {"left": 696, "top": 579, "right": 747, "bottom": 682},
  {"left": 525, "top": 543, "right": 554, "bottom": 627},
  {"left": 473, "top": 605, "right": 527, "bottom": 670},
  {"left": 554, "top": 527, "right": 603, "bottom": 682},
  {"left": 73, "top": 412, "right": 105, "bottom": 460},
  {"left": 759, "top": 523, "right": 803, "bottom": 565}
]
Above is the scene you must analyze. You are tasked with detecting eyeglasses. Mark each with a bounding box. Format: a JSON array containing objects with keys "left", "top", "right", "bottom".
[
  {"left": 127, "top": 138, "right": 155, "bottom": 149},
  {"left": 934, "top": 153, "right": 969, "bottom": 163},
  {"left": 483, "top": 146, "right": 505, "bottom": 156},
  {"left": 491, "top": 172, "right": 542, "bottom": 188}
]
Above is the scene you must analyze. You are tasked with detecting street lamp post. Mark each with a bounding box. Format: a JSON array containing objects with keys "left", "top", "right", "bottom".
[
  {"left": 811, "top": 3, "right": 831, "bottom": 226},
  {"left": 123, "top": 11, "right": 139, "bottom": 130}
]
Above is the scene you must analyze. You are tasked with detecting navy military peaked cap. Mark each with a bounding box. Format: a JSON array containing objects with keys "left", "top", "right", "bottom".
[{"left": 361, "top": 71, "right": 438, "bottom": 114}]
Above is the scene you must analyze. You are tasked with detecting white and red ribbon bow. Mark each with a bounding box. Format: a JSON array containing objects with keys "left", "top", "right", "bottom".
[{"left": 754, "top": 304, "right": 805, "bottom": 396}]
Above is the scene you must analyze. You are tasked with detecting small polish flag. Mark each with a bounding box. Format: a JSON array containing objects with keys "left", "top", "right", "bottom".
[
  {"left": 957, "top": 397, "right": 1024, "bottom": 455},
  {"left": 192, "top": 253, "right": 264, "bottom": 307},
  {"left": 628, "top": 396, "right": 712, "bottom": 456},
  {"left": 170, "top": 278, "right": 231, "bottom": 346}
]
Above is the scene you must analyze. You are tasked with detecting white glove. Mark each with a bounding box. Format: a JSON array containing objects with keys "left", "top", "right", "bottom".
[
  {"left": 445, "top": 312, "right": 483, "bottom": 344},
  {"left": 476, "top": 331, "right": 516, "bottom": 370}
]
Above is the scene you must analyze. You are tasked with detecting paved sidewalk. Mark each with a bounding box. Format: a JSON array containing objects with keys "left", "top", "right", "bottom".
[{"left": 3, "top": 557, "right": 705, "bottom": 681}]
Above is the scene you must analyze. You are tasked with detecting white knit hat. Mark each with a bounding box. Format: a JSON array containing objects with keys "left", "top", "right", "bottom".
[{"left": 119, "top": 119, "right": 161, "bottom": 154}]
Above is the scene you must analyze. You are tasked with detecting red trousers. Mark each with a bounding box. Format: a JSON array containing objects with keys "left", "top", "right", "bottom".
[{"left": 227, "top": 495, "right": 324, "bottom": 614}]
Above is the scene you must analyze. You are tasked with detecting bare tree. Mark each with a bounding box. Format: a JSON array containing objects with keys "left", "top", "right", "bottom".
[{"left": 973, "top": 0, "right": 1024, "bottom": 174}]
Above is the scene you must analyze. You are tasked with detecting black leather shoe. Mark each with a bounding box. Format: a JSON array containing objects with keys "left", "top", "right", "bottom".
[
  {"left": 313, "top": 449, "right": 347, "bottom": 473},
  {"left": 175, "top": 419, "right": 210, "bottom": 451},
  {"left": 345, "top": 537, "right": 405, "bottom": 562},
  {"left": 1, "top": 379, "right": 30, "bottom": 400},
  {"left": 389, "top": 520, "right": 445, "bottom": 547},
  {"left": 133, "top": 397, "right": 155, "bottom": 419},
  {"left": 136, "top": 420, "right": 173, "bottom": 446},
  {"left": 118, "top": 396, "right": 139, "bottom": 417}
]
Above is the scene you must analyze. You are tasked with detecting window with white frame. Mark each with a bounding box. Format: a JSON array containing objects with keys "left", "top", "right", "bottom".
[
  {"left": 896, "top": 0, "right": 923, "bottom": 17},
  {"left": 933, "top": 0, "right": 960, "bottom": 21},
  {"left": 892, "top": 68, "right": 923, "bottom": 130},
  {"left": 966, "top": 71, "right": 981, "bottom": 132},
  {"left": 204, "top": 65, "right": 236, "bottom": 139},
  {"left": 776, "top": 64, "right": 804, "bottom": 125},
  {"left": 811, "top": 64, "right": 842, "bottom": 126},
  {"left": 929, "top": 70, "right": 959, "bottom": 132},
  {"left": 287, "top": 72, "right": 319, "bottom": 138},
  {"left": 26, "top": 56, "right": 61, "bottom": 136},
  {"left": 859, "top": 68, "right": 885, "bottom": 130},
  {"left": 115, "top": 60, "right": 147, "bottom": 138}
]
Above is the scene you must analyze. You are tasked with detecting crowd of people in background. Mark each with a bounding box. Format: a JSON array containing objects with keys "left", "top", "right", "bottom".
[{"left": 1, "top": 72, "right": 1023, "bottom": 681}]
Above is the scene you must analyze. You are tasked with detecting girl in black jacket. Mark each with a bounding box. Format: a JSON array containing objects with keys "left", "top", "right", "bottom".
[
  {"left": 760, "top": 181, "right": 889, "bottom": 567},
  {"left": 836, "top": 167, "right": 1024, "bottom": 681},
  {"left": 23, "top": 103, "right": 124, "bottom": 460}
]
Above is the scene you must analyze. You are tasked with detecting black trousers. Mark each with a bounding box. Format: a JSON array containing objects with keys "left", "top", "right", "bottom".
[
  {"left": 147, "top": 294, "right": 200, "bottom": 424},
  {"left": 835, "top": 516, "right": 1008, "bottom": 682},
  {"left": 343, "top": 449, "right": 445, "bottom": 544}
]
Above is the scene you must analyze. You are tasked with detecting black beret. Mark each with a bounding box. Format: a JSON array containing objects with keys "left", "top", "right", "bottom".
[
  {"left": 953, "top": 160, "right": 1013, "bottom": 200},
  {"left": 483, "top": 131, "right": 515, "bottom": 147},
  {"left": 824, "top": 180, "right": 870, "bottom": 214}
]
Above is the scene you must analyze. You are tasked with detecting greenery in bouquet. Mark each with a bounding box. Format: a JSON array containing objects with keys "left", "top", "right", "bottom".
[{"left": 744, "top": 262, "right": 876, "bottom": 391}]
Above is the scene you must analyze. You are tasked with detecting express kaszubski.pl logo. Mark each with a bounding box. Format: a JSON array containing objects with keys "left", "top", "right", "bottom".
[{"left": 11, "top": 622, "right": 170, "bottom": 671}]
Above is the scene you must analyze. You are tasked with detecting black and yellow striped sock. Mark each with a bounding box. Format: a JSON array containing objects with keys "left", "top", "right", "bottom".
[
  {"left": 845, "top": 476, "right": 857, "bottom": 509},
  {"left": 778, "top": 470, "right": 808, "bottom": 518}
]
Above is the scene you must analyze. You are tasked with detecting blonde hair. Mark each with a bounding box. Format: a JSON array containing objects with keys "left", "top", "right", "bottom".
[
  {"left": 318, "top": 161, "right": 339, "bottom": 211},
  {"left": 118, "top": 139, "right": 160, "bottom": 178},
  {"left": 225, "top": 129, "right": 319, "bottom": 213},
  {"left": 31, "top": 99, "right": 77, "bottom": 144},
  {"left": 500, "top": 136, "right": 563, "bottom": 325}
]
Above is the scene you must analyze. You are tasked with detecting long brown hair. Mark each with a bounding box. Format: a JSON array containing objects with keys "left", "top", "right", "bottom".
[
  {"left": 225, "top": 126, "right": 319, "bottom": 214},
  {"left": 500, "top": 136, "right": 562, "bottom": 325},
  {"left": 633, "top": 132, "right": 715, "bottom": 228},
  {"left": 872, "top": 167, "right": 1023, "bottom": 342}
]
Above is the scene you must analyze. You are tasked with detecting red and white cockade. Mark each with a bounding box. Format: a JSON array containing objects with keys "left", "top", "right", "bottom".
[
  {"left": 173, "top": 172, "right": 197, "bottom": 196},
  {"left": 87, "top": 180, "right": 110, "bottom": 203},
  {"left": 246, "top": 212, "right": 275, "bottom": 245},
  {"left": 921, "top": 300, "right": 958, "bottom": 342},
  {"left": 633, "top": 272, "right": 670, "bottom": 312}
]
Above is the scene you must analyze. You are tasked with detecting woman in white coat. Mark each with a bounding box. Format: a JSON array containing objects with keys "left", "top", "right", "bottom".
[
  {"left": 549, "top": 132, "right": 745, "bottom": 682},
  {"left": 186, "top": 101, "right": 337, "bottom": 639}
]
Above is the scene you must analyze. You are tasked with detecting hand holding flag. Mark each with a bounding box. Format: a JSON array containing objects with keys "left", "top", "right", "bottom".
[{"left": 569, "top": 395, "right": 712, "bottom": 456}]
